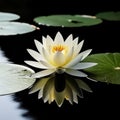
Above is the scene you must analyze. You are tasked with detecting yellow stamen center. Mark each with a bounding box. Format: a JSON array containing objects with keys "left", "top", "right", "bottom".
[{"left": 52, "top": 45, "right": 65, "bottom": 53}]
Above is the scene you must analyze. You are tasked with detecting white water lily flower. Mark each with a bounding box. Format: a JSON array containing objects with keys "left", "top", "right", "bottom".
[{"left": 25, "top": 32, "right": 97, "bottom": 78}]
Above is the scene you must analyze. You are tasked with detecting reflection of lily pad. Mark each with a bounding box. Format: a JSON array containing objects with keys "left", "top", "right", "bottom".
[
  {"left": 0, "top": 22, "right": 37, "bottom": 36},
  {"left": 34, "top": 15, "right": 102, "bottom": 27},
  {"left": 83, "top": 53, "right": 120, "bottom": 84},
  {"left": 96, "top": 11, "right": 120, "bottom": 21},
  {"left": 0, "top": 12, "right": 20, "bottom": 21}
]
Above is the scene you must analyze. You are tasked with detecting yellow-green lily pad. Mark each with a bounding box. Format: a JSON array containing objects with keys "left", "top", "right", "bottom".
[
  {"left": 83, "top": 53, "right": 120, "bottom": 84},
  {"left": 96, "top": 11, "right": 120, "bottom": 21},
  {"left": 34, "top": 14, "right": 102, "bottom": 27}
]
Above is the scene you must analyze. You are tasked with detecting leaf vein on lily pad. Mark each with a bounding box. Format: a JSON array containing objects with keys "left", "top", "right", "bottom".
[{"left": 83, "top": 53, "right": 120, "bottom": 84}]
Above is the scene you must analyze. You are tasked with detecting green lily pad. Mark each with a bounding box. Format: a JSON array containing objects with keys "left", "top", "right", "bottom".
[
  {"left": 83, "top": 53, "right": 120, "bottom": 84},
  {"left": 0, "top": 22, "right": 37, "bottom": 36},
  {"left": 0, "top": 63, "right": 35, "bottom": 95},
  {"left": 34, "top": 14, "right": 102, "bottom": 27},
  {"left": 0, "top": 12, "right": 20, "bottom": 21},
  {"left": 96, "top": 11, "right": 120, "bottom": 21}
]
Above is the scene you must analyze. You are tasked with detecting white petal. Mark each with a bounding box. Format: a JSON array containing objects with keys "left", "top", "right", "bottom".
[
  {"left": 72, "top": 37, "right": 79, "bottom": 57},
  {"left": 65, "top": 34, "right": 73, "bottom": 47},
  {"left": 54, "top": 32, "right": 64, "bottom": 44},
  {"left": 80, "top": 49, "right": 92, "bottom": 60},
  {"left": 42, "top": 36, "right": 47, "bottom": 46},
  {"left": 70, "top": 62, "right": 97, "bottom": 69},
  {"left": 38, "top": 87, "right": 44, "bottom": 99},
  {"left": 0, "top": 63, "right": 35, "bottom": 95},
  {"left": 43, "top": 35, "right": 53, "bottom": 54},
  {"left": 65, "top": 46, "right": 74, "bottom": 63},
  {"left": 54, "top": 90, "right": 65, "bottom": 107},
  {"left": 31, "top": 69, "right": 55, "bottom": 78},
  {"left": 42, "top": 47, "right": 51, "bottom": 62},
  {"left": 66, "top": 80, "right": 78, "bottom": 104},
  {"left": 46, "top": 35, "right": 54, "bottom": 46},
  {"left": 24, "top": 60, "right": 48, "bottom": 69},
  {"left": 65, "top": 69, "right": 87, "bottom": 77},
  {"left": 75, "top": 79, "right": 93, "bottom": 92},
  {"left": 53, "top": 51, "right": 65, "bottom": 66},
  {"left": 72, "top": 91, "right": 78, "bottom": 104},
  {"left": 46, "top": 35, "right": 54, "bottom": 43},
  {"left": 43, "top": 93, "right": 49, "bottom": 103},
  {"left": 64, "top": 84, "right": 73, "bottom": 104},
  {"left": 48, "top": 87, "right": 55, "bottom": 104},
  {"left": 34, "top": 39, "right": 43, "bottom": 54},
  {"left": 40, "top": 60, "right": 54, "bottom": 68},
  {"left": 42, "top": 77, "right": 54, "bottom": 103},
  {"left": 27, "top": 49, "right": 44, "bottom": 61},
  {"left": 65, "top": 49, "right": 92, "bottom": 68},
  {"left": 73, "top": 37, "right": 79, "bottom": 47},
  {"left": 73, "top": 40, "right": 84, "bottom": 57},
  {"left": 75, "top": 40, "right": 84, "bottom": 54},
  {"left": 64, "top": 53, "right": 83, "bottom": 68},
  {"left": 29, "top": 77, "right": 49, "bottom": 94}
]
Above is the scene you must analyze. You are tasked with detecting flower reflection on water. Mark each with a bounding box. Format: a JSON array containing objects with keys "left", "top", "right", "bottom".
[{"left": 29, "top": 73, "right": 92, "bottom": 107}]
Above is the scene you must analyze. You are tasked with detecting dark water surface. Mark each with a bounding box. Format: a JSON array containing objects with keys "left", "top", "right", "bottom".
[{"left": 0, "top": 0, "right": 120, "bottom": 119}]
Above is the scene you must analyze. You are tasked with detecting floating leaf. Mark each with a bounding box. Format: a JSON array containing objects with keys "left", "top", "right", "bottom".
[
  {"left": 34, "top": 14, "right": 102, "bottom": 27},
  {"left": 83, "top": 53, "right": 120, "bottom": 84},
  {"left": 96, "top": 11, "right": 120, "bottom": 21},
  {"left": 0, "top": 63, "right": 35, "bottom": 95},
  {"left": 0, "top": 12, "right": 20, "bottom": 21},
  {"left": 0, "top": 22, "right": 37, "bottom": 36}
]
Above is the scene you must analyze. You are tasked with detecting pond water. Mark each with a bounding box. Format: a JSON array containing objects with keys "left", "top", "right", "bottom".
[
  {"left": 0, "top": 95, "right": 31, "bottom": 120},
  {"left": 0, "top": 0, "right": 120, "bottom": 119}
]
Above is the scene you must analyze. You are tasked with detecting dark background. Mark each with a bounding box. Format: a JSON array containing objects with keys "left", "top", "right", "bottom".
[
  {"left": 0, "top": 0, "right": 120, "bottom": 120},
  {"left": 0, "top": 0, "right": 120, "bottom": 22}
]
